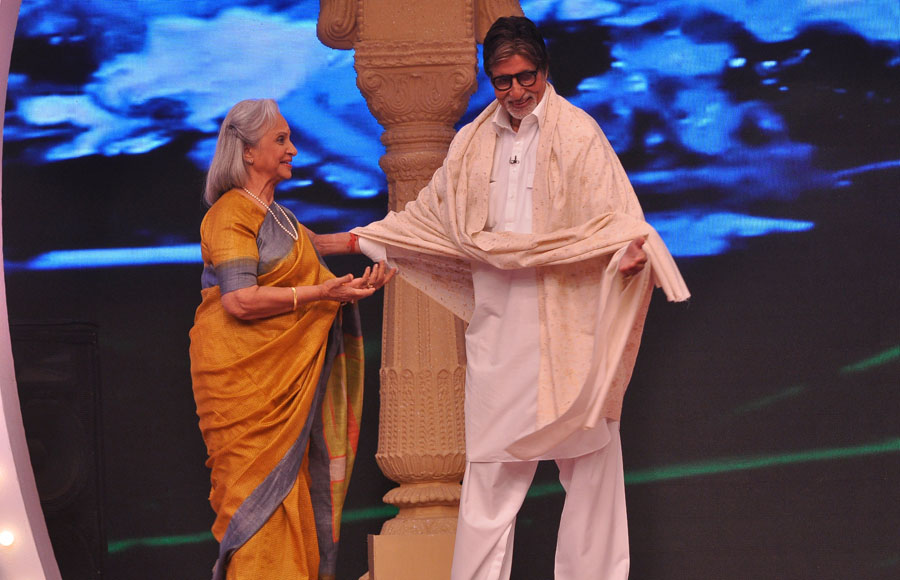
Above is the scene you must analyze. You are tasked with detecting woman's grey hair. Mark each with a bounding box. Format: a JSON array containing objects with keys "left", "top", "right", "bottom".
[{"left": 203, "top": 98, "right": 281, "bottom": 206}]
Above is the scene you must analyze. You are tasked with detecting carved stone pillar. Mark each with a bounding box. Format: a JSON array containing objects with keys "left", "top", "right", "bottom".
[
  {"left": 317, "top": 1, "right": 523, "bottom": 577},
  {"left": 355, "top": 30, "right": 475, "bottom": 544}
]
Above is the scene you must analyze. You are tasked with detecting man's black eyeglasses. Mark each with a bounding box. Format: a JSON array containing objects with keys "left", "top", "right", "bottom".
[{"left": 490, "top": 70, "right": 539, "bottom": 91}]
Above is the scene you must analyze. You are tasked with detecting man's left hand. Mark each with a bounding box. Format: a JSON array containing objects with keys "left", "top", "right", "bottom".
[{"left": 619, "top": 238, "right": 648, "bottom": 277}]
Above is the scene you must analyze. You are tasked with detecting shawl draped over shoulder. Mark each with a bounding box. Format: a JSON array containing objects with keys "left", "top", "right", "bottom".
[
  {"left": 190, "top": 191, "right": 363, "bottom": 580},
  {"left": 353, "top": 85, "right": 689, "bottom": 460}
]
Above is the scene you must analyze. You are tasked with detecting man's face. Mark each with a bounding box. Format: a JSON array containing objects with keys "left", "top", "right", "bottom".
[{"left": 490, "top": 54, "right": 547, "bottom": 125}]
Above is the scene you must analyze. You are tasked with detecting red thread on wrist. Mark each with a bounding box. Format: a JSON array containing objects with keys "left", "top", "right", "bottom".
[{"left": 348, "top": 233, "right": 359, "bottom": 253}]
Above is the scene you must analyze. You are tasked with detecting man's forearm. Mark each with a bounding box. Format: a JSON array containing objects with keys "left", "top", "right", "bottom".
[{"left": 308, "top": 231, "right": 360, "bottom": 256}]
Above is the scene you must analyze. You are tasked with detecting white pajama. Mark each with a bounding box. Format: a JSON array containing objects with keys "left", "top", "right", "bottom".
[
  {"left": 452, "top": 103, "right": 630, "bottom": 579},
  {"left": 451, "top": 422, "right": 629, "bottom": 580}
]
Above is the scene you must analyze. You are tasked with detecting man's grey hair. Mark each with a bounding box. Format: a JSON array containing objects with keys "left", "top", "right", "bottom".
[{"left": 483, "top": 16, "right": 550, "bottom": 78}]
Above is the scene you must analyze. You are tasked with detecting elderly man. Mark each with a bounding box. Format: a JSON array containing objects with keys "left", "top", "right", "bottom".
[{"left": 354, "top": 16, "right": 689, "bottom": 580}]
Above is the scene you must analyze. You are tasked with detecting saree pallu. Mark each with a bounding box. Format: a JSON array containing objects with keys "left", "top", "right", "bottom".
[{"left": 190, "top": 191, "right": 363, "bottom": 579}]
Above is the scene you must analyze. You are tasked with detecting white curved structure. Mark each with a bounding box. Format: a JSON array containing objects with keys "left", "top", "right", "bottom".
[{"left": 0, "top": 0, "right": 62, "bottom": 577}]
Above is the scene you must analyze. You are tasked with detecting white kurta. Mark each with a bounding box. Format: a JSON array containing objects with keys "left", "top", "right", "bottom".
[
  {"left": 465, "top": 100, "right": 611, "bottom": 462},
  {"left": 355, "top": 84, "right": 689, "bottom": 460},
  {"left": 361, "top": 99, "right": 613, "bottom": 462}
]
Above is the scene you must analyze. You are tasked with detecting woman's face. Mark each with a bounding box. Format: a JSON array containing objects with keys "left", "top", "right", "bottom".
[{"left": 245, "top": 113, "right": 297, "bottom": 184}]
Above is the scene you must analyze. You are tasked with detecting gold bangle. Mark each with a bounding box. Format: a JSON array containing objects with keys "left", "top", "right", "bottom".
[{"left": 290, "top": 286, "right": 297, "bottom": 311}]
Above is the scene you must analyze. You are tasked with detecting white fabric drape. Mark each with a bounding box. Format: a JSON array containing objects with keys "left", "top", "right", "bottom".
[{"left": 354, "top": 84, "right": 689, "bottom": 459}]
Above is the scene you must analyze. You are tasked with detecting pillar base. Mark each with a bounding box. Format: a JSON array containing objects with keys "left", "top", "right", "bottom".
[{"left": 363, "top": 533, "right": 456, "bottom": 580}]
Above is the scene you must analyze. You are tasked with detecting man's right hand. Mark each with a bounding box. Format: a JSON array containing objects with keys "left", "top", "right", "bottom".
[{"left": 619, "top": 238, "right": 648, "bottom": 277}]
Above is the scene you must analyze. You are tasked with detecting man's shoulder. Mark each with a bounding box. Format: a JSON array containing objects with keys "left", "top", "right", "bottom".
[
  {"left": 446, "top": 101, "right": 499, "bottom": 152},
  {"left": 459, "top": 101, "right": 499, "bottom": 133},
  {"left": 551, "top": 92, "right": 602, "bottom": 136}
]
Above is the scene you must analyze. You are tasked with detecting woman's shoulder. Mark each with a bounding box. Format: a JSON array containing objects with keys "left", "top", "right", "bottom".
[
  {"left": 201, "top": 190, "right": 263, "bottom": 230},
  {"left": 211, "top": 188, "right": 253, "bottom": 209},
  {"left": 208, "top": 189, "right": 262, "bottom": 215}
]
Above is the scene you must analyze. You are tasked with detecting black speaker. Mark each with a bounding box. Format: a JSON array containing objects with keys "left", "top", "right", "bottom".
[{"left": 10, "top": 322, "right": 106, "bottom": 579}]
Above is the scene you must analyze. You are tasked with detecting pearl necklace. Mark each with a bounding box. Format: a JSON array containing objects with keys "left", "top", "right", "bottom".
[{"left": 241, "top": 187, "right": 299, "bottom": 241}]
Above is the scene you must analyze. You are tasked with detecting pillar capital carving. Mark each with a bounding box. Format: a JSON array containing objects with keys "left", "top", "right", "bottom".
[
  {"left": 319, "top": 0, "right": 526, "bottom": 50},
  {"left": 354, "top": 40, "right": 476, "bottom": 67},
  {"left": 355, "top": 41, "right": 477, "bottom": 130},
  {"left": 317, "top": 0, "right": 358, "bottom": 50},
  {"left": 474, "top": 0, "right": 525, "bottom": 42},
  {"left": 379, "top": 149, "right": 448, "bottom": 184}
]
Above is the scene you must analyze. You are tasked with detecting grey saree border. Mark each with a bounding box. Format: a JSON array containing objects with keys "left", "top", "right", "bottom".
[
  {"left": 309, "top": 303, "right": 362, "bottom": 576},
  {"left": 211, "top": 308, "right": 347, "bottom": 580}
]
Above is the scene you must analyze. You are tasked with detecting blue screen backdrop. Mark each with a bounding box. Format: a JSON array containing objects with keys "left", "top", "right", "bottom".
[{"left": 6, "top": 0, "right": 896, "bottom": 267}]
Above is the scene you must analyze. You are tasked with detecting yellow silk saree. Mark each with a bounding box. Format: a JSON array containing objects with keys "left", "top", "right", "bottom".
[{"left": 190, "top": 191, "right": 363, "bottom": 579}]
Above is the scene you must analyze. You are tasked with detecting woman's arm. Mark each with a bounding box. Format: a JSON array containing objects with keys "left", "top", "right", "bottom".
[{"left": 221, "top": 263, "right": 394, "bottom": 320}]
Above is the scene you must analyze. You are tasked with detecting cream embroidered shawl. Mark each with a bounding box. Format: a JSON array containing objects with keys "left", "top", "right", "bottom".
[{"left": 354, "top": 84, "right": 689, "bottom": 459}]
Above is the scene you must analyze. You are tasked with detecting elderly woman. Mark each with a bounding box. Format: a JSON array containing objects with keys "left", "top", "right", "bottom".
[{"left": 189, "top": 98, "right": 393, "bottom": 580}]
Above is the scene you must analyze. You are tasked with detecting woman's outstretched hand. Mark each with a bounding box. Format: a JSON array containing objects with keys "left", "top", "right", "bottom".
[{"left": 321, "top": 261, "right": 397, "bottom": 303}]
